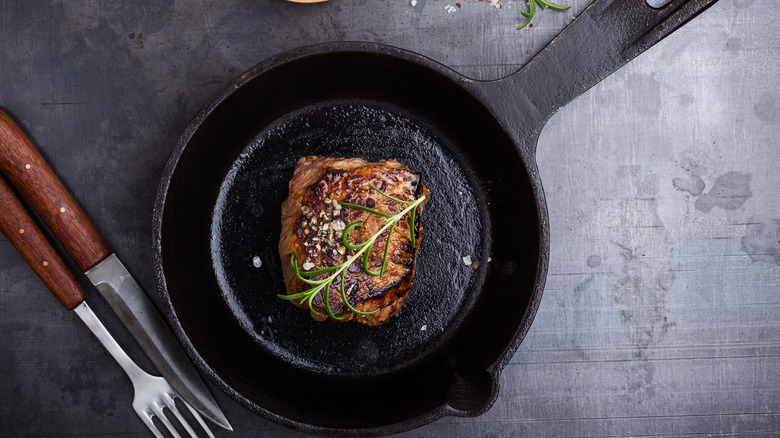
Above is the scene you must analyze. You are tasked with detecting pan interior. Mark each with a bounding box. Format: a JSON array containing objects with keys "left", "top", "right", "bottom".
[
  {"left": 158, "top": 49, "right": 541, "bottom": 431},
  {"left": 211, "top": 100, "right": 487, "bottom": 376}
]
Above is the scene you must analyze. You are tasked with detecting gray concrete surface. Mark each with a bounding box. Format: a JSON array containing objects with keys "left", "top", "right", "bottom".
[{"left": 0, "top": 0, "right": 778, "bottom": 436}]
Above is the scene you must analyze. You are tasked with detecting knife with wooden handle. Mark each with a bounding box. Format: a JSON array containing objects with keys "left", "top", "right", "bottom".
[{"left": 0, "top": 109, "right": 231, "bottom": 431}]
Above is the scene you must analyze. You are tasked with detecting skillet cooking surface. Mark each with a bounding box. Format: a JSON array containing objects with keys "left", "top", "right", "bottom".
[
  {"left": 156, "top": 47, "right": 542, "bottom": 432},
  {"left": 213, "top": 101, "right": 488, "bottom": 375}
]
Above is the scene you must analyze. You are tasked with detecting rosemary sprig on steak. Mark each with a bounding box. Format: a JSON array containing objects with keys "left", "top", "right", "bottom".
[{"left": 279, "top": 184, "right": 426, "bottom": 320}]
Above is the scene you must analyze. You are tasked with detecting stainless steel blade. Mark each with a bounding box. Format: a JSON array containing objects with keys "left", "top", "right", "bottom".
[{"left": 85, "top": 254, "right": 232, "bottom": 431}]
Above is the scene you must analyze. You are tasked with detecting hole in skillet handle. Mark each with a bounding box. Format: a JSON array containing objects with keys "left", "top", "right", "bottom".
[{"left": 645, "top": 0, "right": 674, "bottom": 8}]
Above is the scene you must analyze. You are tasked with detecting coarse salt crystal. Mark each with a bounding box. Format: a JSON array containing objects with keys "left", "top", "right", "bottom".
[
  {"left": 462, "top": 255, "right": 472, "bottom": 266},
  {"left": 252, "top": 256, "right": 262, "bottom": 268},
  {"left": 420, "top": 325, "right": 427, "bottom": 331},
  {"left": 303, "top": 261, "right": 315, "bottom": 270},
  {"left": 445, "top": 5, "right": 457, "bottom": 13},
  {"left": 411, "top": 0, "right": 417, "bottom": 6}
]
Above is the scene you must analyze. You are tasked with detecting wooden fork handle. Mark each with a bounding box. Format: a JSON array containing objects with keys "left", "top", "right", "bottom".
[
  {"left": 0, "top": 173, "right": 86, "bottom": 310},
  {"left": 0, "top": 109, "right": 111, "bottom": 272}
]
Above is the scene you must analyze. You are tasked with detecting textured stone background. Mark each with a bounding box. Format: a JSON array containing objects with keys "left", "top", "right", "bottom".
[{"left": 0, "top": 0, "right": 778, "bottom": 436}]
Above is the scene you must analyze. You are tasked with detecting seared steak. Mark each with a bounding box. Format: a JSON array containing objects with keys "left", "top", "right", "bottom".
[{"left": 279, "top": 156, "right": 429, "bottom": 326}]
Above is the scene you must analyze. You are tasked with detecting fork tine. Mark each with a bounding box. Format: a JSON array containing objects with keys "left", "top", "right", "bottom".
[
  {"left": 137, "top": 408, "right": 166, "bottom": 438},
  {"left": 162, "top": 392, "right": 199, "bottom": 438},
  {"left": 183, "top": 399, "right": 216, "bottom": 438},
  {"left": 151, "top": 399, "right": 183, "bottom": 438}
]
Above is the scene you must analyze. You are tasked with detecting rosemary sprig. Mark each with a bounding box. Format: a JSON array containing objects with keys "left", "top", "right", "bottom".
[
  {"left": 517, "top": 0, "right": 570, "bottom": 30},
  {"left": 279, "top": 185, "right": 425, "bottom": 320}
]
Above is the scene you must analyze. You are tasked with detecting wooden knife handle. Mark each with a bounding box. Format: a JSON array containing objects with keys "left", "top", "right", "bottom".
[
  {"left": 0, "top": 174, "right": 86, "bottom": 309},
  {"left": 0, "top": 109, "right": 111, "bottom": 272}
]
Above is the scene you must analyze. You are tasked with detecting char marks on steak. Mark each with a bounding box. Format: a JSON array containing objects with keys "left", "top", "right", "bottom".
[{"left": 279, "top": 156, "right": 429, "bottom": 326}]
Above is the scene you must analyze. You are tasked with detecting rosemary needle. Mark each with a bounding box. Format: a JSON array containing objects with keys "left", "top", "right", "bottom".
[{"left": 518, "top": 0, "right": 570, "bottom": 30}]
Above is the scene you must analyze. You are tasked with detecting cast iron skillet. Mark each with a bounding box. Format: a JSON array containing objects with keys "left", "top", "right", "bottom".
[{"left": 154, "top": 0, "right": 717, "bottom": 435}]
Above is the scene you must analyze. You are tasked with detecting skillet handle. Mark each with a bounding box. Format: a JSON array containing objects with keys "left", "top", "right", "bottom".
[
  {"left": 513, "top": 0, "right": 719, "bottom": 120},
  {"left": 0, "top": 109, "right": 112, "bottom": 272},
  {"left": 0, "top": 173, "right": 86, "bottom": 310}
]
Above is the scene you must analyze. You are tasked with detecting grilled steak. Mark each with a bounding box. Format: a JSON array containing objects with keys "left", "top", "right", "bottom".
[{"left": 279, "top": 156, "right": 429, "bottom": 326}]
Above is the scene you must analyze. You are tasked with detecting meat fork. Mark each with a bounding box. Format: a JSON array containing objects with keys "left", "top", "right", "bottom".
[
  {"left": 74, "top": 302, "right": 215, "bottom": 438},
  {"left": 0, "top": 172, "right": 214, "bottom": 437}
]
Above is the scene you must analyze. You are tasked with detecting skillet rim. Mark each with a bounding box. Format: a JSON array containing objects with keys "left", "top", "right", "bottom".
[{"left": 152, "top": 41, "right": 550, "bottom": 436}]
